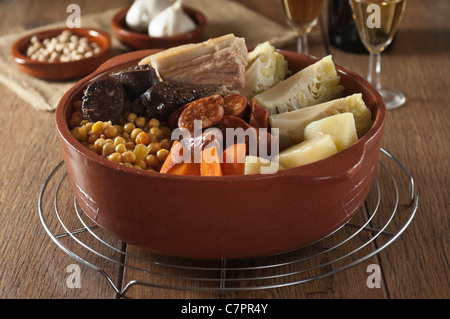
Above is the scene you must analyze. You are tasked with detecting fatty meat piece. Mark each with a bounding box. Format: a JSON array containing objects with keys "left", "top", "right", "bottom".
[
  {"left": 141, "top": 34, "right": 248, "bottom": 90},
  {"left": 154, "top": 46, "right": 248, "bottom": 90}
]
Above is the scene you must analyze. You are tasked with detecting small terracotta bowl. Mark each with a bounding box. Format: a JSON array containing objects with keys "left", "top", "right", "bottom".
[
  {"left": 11, "top": 27, "right": 111, "bottom": 81},
  {"left": 111, "top": 6, "right": 206, "bottom": 50},
  {"left": 55, "top": 50, "right": 386, "bottom": 260}
]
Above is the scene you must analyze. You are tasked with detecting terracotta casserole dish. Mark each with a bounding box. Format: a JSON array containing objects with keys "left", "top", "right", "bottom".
[{"left": 55, "top": 49, "right": 386, "bottom": 260}]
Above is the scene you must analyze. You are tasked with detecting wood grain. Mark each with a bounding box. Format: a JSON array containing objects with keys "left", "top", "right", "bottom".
[{"left": 0, "top": 0, "right": 448, "bottom": 299}]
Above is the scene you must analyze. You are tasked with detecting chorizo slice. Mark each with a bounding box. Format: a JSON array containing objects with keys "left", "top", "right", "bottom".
[
  {"left": 222, "top": 93, "right": 249, "bottom": 118},
  {"left": 216, "top": 115, "right": 252, "bottom": 138},
  {"left": 167, "top": 104, "right": 188, "bottom": 129},
  {"left": 216, "top": 116, "right": 276, "bottom": 158},
  {"left": 178, "top": 95, "right": 225, "bottom": 132},
  {"left": 255, "top": 129, "right": 276, "bottom": 159},
  {"left": 249, "top": 98, "right": 269, "bottom": 129},
  {"left": 216, "top": 116, "right": 257, "bottom": 154}
]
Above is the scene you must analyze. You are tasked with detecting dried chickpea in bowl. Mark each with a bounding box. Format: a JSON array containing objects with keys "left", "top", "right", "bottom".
[
  {"left": 26, "top": 30, "right": 102, "bottom": 62},
  {"left": 69, "top": 99, "right": 173, "bottom": 172}
]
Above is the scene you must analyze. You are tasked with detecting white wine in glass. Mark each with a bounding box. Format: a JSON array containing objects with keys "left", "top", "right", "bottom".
[
  {"left": 351, "top": 0, "right": 407, "bottom": 110},
  {"left": 281, "top": 0, "right": 325, "bottom": 54}
]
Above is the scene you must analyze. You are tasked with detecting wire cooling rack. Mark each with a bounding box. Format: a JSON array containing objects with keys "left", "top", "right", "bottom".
[{"left": 38, "top": 147, "right": 418, "bottom": 296}]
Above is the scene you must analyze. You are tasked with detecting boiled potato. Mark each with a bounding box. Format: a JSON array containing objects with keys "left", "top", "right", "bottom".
[
  {"left": 244, "top": 155, "right": 284, "bottom": 174},
  {"left": 304, "top": 112, "right": 358, "bottom": 152},
  {"left": 278, "top": 134, "right": 338, "bottom": 168}
]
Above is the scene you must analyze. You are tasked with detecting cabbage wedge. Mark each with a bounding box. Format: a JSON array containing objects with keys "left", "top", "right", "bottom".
[
  {"left": 254, "top": 55, "right": 344, "bottom": 115},
  {"left": 269, "top": 93, "right": 373, "bottom": 149},
  {"left": 241, "top": 41, "right": 288, "bottom": 100}
]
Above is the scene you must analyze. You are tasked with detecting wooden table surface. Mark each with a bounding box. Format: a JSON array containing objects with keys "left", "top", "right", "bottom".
[{"left": 0, "top": 0, "right": 448, "bottom": 301}]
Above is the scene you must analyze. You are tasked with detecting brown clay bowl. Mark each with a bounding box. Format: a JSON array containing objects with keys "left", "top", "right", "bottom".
[
  {"left": 111, "top": 6, "right": 206, "bottom": 50},
  {"left": 55, "top": 49, "right": 386, "bottom": 260},
  {"left": 11, "top": 27, "right": 111, "bottom": 81}
]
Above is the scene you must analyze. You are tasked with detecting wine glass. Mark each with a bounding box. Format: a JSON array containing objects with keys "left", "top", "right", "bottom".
[
  {"left": 351, "top": 0, "right": 407, "bottom": 110},
  {"left": 280, "top": 0, "right": 325, "bottom": 54}
]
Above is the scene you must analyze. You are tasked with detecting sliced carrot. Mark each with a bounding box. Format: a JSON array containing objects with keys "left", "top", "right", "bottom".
[
  {"left": 167, "top": 162, "right": 201, "bottom": 175},
  {"left": 160, "top": 141, "right": 201, "bottom": 175},
  {"left": 160, "top": 141, "right": 185, "bottom": 174},
  {"left": 201, "top": 146, "right": 223, "bottom": 176},
  {"left": 221, "top": 143, "right": 246, "bottom": 175}
]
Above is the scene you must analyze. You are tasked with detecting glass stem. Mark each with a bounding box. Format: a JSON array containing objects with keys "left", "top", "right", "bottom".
[
  {"left": 297, "top": 32, "right": 308, "bottom": 55},
  {"left": 367, "top": 51, "right": 382, "bottom": 90}
]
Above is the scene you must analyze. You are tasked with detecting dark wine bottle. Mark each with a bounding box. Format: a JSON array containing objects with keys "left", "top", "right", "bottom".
[{"left": 328, "top": 0, "right": 368, "bottom": 54}]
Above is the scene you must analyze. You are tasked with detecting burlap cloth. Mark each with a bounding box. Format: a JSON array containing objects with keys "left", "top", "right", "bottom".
[{"left": 0, "top": 0, "right": 297, "bottom": 112}]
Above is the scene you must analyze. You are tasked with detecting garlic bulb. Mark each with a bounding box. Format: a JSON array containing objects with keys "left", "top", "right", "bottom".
[
  {"left": 125, "top": 0, "right": 170, "bottom": 32},
  {"left": 148, "top": 0, "right": 196, "bottom": 37}
]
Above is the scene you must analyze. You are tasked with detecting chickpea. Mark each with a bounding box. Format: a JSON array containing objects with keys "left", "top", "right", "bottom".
[
  {"left": 125, "top": 141, "right": 135, "bottom": 150},
  {"left": 147, "top": 132, "right": 158, "bottom": 143},
  {"left": 145, "top": 154, "right": 159, "bottom": 168},
  {"left": 122, "top": 132, "right": 131, "bottom": 141},
  {"left": 123, "top": 122, "right": 135, "bottom": 135},
  {"left": 130, "top": 128, "right": 144, "bottom": 140},
  {"left": 148, "top": 118, "right": 160, "bottom": 128},
  {"left": 84, "top": 122, "right": 94, "bottom": 132},
  {"left": 91, "top": 121, "right": 105, "bottom": 135},
  {"left": 86, "top": 144, "right": 96, "bottom": 153},
  {"left": 60, "top": 55, "right": 70, "bottom": 63},
  {"left": 94, "top": 138, "right": 106, "bottom": 154},
  {"left": 149, "top": 126, "right": 163, "bottom": 139},
  {"left": 104, "top": 125, "right": 118, "bottom": 139},
  {"left": 160, "top": 139, "right": 171, "bottom": 150},
  {"left": 115, "top": 143, "right": 127, "bottom": 154},
  {"left": 25, "top": 30, "right": 100, "bottom": 62},
  {"left": 135, "top": 132, "right": 150, "bottom": 145},
  {"left": 148, "top": 142, "right": 161, "bottom": 155},
  {"left": 156, "top": 149, "right": 170, "bottom": 162},
  {"left": 108, "top": 152, "right": 123, "bottom": 163},
  {"left": 69, "top": 105, "right": 174, "bottom": 173},
  {"left": 160, "top": 126, "right": 172, "bottom": 137},
  {"left": 113, "top": 125, "right": 124, "bottom": 135},
  {"left": 70, "top": 34, "right": 79, "bottom": 43},
  {"left": 87, "top": 133, "right": 100, "bottom": 145},
  {"left": 134, "top": 144, "right": 149, "bottom": 160},
  {"left": 102, "top": 143, "right": 115, "bottom": 156},
  {"left": 134, "top": 159, "right": 147, "bottom": 170},
  {"left": 122, "top": 151, "right": 136, "bottom": 164},
  {"left": 114, "top": 136, "right": 126, "bottom": 147},
  {"left": 127, "top": 113, "right": 137, "bottom": 123},
  {"left": 69, "top": 111, "right": 83, "bottom": 128},
  {"left": 135, "top": 116, "right": 146, "bottom": 128},
  {"left": 71, "top": 127, "right": 86, "bottom": 141},
  {"left": 72, "top": 100, "right": 83, "bottom": 112}
]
